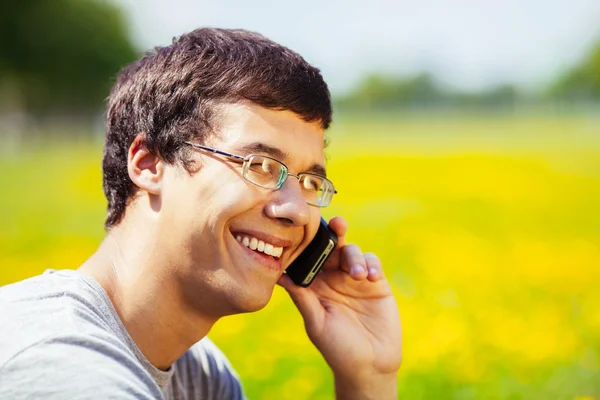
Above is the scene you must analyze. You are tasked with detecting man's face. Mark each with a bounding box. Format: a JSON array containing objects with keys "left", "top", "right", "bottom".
[{"left": 157, "top": 103, "right": 325, "bottom": 316}]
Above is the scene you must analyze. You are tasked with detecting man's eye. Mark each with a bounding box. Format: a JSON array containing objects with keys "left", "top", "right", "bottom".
[
  {"left": 249, "top": 158, "right": 276, "bottom": 175},
  {"left": 261, "top": 159, "right": 273, "bottom": 173},
  {"left": 302, "top": 176, "right": 322, "bottom": 191}
]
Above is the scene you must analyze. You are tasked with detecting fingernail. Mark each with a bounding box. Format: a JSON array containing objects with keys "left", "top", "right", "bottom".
[
  {"left": 368, "top": 267, "right": 378, "bottom": 277},
  {"left": 351, "top": 265, "right": 365, "bottom": 276}
]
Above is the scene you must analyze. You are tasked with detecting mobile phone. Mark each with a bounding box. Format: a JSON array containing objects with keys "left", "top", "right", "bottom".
[{"left": 285, "top": 217, "right": 338, "bottom": 287}]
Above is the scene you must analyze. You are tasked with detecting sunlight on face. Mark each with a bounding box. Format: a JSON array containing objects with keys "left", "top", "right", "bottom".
[{"left": 158, "top": 102, "right": 326, "bottom": 316}]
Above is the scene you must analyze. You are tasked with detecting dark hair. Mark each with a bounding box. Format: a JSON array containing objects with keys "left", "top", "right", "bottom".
[{"left": 103, "top": 28, "right": 332, "bottom": 228}]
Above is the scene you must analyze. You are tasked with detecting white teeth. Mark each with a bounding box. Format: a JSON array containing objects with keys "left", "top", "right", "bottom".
[
  {"left": 249, "top": 237, "right": 258, "bottom": 250},
  {"left": 236, "top": 234, "right": 283, "bottom": 259},
  {"left": 264, "top": 243, "right": 274, "bottom": 256}
]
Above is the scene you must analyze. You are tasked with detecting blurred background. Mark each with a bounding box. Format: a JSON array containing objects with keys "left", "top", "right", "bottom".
[{"left": 1, "top": 0, "right": 599, "bottom": 399}]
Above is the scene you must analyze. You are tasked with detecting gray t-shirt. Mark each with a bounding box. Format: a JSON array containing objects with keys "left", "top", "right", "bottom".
[{"left": 0, "top": 269, "right": 245, "bottom": 399}]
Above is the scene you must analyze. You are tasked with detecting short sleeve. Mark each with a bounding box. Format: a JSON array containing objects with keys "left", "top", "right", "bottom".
[{"left": 166, "top": 338, "right": 246, "bottom": 400}]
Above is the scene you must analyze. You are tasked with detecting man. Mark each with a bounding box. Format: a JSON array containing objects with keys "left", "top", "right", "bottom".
[{"left": 0, "top": 28, "right": 401, "bottom": 399}]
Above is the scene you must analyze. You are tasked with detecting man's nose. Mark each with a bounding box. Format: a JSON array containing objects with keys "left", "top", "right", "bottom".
[{"left": 264, "top": 176, "right": 311, "bottom": 226}]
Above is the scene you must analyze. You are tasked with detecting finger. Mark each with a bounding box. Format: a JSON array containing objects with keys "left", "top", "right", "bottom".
[
  {"left": 277, "top": 275, "right": 324, "bottom": 329},
  {"left": 327, "top": 216, "right": 348, "bottom": 248},
  {"left": 323, "top": 216, "right": 347, "bottom": 269},
  {"left": 364, "top": 252, "right": 385, "bottom": 282},
  {"left": 340, "top": 244, "right": 369, "bottom": 280}
]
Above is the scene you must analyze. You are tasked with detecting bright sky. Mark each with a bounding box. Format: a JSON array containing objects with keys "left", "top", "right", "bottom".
[{"left": 112, "top": 0, "right": 600, "bottom": 94}]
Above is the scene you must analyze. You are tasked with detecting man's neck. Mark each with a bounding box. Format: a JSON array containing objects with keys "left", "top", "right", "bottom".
[{"left": 78, "top": 225, "right": 217, "bottom": 370}]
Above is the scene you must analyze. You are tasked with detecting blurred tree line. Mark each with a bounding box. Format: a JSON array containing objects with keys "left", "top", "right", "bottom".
[
  {"left": 0, "top": 0, "right": 136, "bottom": 134},
  {"left": 0, "top": 0, "right": 599, "bottom": 137},
  {"left": 549, "top": 43, "right": 600, "bottom": 100},
  {"left": 335, "top": 73, "right": 521, "bottom": 110},
  {"left": 337, "top": 42, "right": 600, "bottom": 111}
]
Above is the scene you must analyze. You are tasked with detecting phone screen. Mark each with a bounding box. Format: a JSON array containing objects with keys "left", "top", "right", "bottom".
[{"left": 285, "top": 218, "right": 338, "bottom": 287}]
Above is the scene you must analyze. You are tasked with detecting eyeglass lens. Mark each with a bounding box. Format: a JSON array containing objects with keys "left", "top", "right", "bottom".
[
  {"left": 242, "top": 155, "right": 332, "bottom": 206},
  {"left": 243, "top": 156, "right": 285, "bottom": 188}
]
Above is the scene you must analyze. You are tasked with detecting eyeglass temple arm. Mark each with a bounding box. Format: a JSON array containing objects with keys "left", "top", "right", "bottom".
[{"left": 184, "top": 142, "right": 246, "bottom": 162}]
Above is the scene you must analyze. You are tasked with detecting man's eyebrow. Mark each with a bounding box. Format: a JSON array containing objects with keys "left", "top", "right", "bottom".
[
  {"left": 238, "top": 142, "right": 328, "bottom": 178},
  {"left": 306, "top": 163, "right": 327, "bottom": 178},
  {"left": 238, "top": 142, "right": 288, "bottom": 160}
]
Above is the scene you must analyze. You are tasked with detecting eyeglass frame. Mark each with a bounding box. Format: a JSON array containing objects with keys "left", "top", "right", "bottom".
[{"left": 183, "top": 141, "right": 337, "bottom": 207}]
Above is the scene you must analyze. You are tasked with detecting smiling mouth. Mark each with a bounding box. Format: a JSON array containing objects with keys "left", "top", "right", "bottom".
[{"left": 235, "top": 234, "right": 283, "bottom": 259}]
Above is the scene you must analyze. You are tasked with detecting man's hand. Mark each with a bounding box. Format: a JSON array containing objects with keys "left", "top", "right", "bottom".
[{"left": 277, "top": 216, "right": 402, "bottom": 400}]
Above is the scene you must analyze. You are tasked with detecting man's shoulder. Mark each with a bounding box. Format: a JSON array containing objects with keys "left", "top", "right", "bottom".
[
  {"left": 0, "top": 269, "right": 104, "bottom": 310},
  {"left": 0, "top": 270, "right": 122, "bottom": 365},
  {"left": 0, "top": 271, "right": 162, "bottom": 399},
  {"left": 0, "top": 333, "right": 162, "bottom": 399}
]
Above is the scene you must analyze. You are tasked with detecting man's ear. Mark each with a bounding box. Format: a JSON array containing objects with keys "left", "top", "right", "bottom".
[{"left": 127, "top": 135, "right": 165, "bottom": 195}]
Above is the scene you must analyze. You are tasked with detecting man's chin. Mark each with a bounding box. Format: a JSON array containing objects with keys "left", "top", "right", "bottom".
[{"left": 228, "top": 286, "right": 276, "bottom": 315}]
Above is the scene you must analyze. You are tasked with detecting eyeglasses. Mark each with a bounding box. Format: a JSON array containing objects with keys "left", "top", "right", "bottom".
[{"left": 184, "top": 142, "right": 337, "bottom": 207}]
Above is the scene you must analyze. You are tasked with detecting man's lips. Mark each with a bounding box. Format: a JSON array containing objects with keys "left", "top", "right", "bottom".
[
  {"left": 230, "top": 229, "right": 293, "bottom": 248},
  {"left": 229, "top": 229, "right": 295, "bottom": 272},
  {"left": 234, "top": 235, "right": 284, "bottom": 272},
  {"left": 235, "top": 234, "right": 283, "bottom": 258}
]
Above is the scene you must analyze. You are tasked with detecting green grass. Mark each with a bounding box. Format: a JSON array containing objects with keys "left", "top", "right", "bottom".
[{"left": 1, "top": 114, "right": 599, "bottom": 399}]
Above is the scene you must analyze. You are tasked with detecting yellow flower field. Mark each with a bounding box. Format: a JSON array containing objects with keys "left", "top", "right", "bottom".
[{"left": 1, "top": 113, "right": 598, "bottom": 399}]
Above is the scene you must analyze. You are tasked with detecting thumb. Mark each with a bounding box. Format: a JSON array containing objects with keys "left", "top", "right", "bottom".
[{"left": 277, "top": 275, "right": 324, "bottom": 331}]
